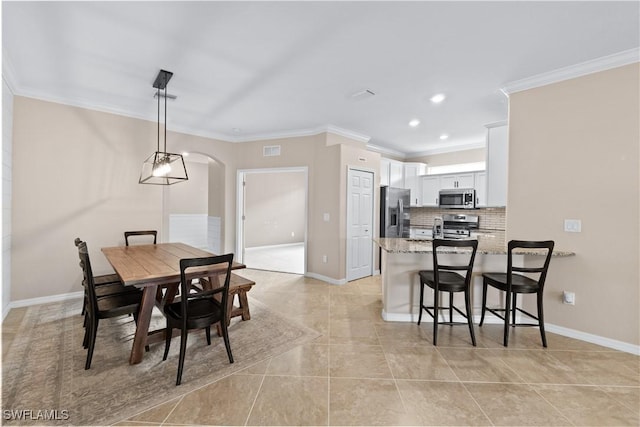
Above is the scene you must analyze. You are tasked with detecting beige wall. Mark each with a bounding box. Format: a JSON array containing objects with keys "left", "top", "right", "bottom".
[
  {"left": 11, "top": 97, "right": 237, "bottom": 301},
  {"left": 168, "top": 160, "right": 208, "bottom": 214},
  {"left": 507, "top": 63, "right": 639, "bottom": 345},
  {"left": 244, "top": 171, "right": 306, "bottom": 248},
  {"left": 407, "top": 147, "right": 485, "bottom": 166},
  {"left": 10, "top": 97, "right": 376, "bottom": 302}
]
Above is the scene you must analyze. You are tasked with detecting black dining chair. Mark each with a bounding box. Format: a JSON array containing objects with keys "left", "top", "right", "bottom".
[
  {"left": 417, "top": 239, "right": 478, "bottom": 346},
  {"left": 75, "top": 238, "right": 138, "bottom": 317},
  {"left": 78, "top": 242, "right": 143, "bottom": 369},
  {"left": 124, "top": 230, "right": 157, "bottom": 246},
  {"left": 479, "top": 240, "right": 555, "bottom": 347},
  {"left": 162, "top": 254, "right": 235, "bottom": 385}
]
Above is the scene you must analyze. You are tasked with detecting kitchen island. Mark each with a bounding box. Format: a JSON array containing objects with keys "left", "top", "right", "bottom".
[{"left": 375, "top": 235, "right": 574, "bottom": 322}]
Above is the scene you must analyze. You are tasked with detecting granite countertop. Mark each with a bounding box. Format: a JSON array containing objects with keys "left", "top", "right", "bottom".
[{"left": 375, "top": 234, "right": 575, "bottom": 257}]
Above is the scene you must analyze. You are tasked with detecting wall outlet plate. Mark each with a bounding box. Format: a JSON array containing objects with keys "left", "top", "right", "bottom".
[
  {"left": 564, "top": 219, "right": 582, "bottom": 232},
  {"left": 563, "top": 291, "right": 576, "bottom": 305}
]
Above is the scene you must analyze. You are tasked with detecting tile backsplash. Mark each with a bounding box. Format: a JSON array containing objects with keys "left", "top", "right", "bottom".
[{"left": 410, "top": 207, "right": 506, "bottom": 231}]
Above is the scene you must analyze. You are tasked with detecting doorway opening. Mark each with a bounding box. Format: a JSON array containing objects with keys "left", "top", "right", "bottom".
[{"left": 236, "top": 167, "right": 308, "bottom": 274}]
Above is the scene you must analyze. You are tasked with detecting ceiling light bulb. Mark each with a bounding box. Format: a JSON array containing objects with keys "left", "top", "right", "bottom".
[
  {"left": 409, "top": 119, "right": 420, "bottom": 127},
  {"left": 439, "top": 134, "right": 449, "bottom": 140},
  {"left": 430, "top": 93, "right": 446, "bottom": 103}
]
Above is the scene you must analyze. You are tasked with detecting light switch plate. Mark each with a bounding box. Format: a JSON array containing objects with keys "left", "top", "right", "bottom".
[
  {"left": 564, "top": 219, "right": 582, "bottom": 232},
  {"left": 323, "top": 213, "right": 330, "bottom": 222}
]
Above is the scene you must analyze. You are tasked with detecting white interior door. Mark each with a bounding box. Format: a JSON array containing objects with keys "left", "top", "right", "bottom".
[{"left": 347, "top": 168, "right": 374, "bottom": 281}]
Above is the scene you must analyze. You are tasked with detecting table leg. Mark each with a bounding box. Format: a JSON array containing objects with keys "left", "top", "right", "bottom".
[{"left": 129, "top": 285, "right": 157, "bottom": 365}]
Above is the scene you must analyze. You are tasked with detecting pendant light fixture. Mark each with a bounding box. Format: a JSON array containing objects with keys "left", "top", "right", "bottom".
[{"left": 139, "top": 69, "right": 188, "bottom": 185}]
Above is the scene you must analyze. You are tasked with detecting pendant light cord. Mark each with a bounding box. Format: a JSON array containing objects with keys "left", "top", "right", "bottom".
[
  {"left": 164, "top": 82, "right": 168, "bottom": 153},
  {"left": 157, "top": 87, "right": 161, "bottom": 153}
]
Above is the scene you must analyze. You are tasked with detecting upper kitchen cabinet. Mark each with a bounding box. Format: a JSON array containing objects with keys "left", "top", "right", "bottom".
[
  {"left": 403, "top": 162, "right": 427, "bottom": 206},
  {"left": 485, "top": 123, "right": 508, "bottom": 207},
  {"left": 440, "top": 173, "right": 475, "bottom": 189},
  {"left": 420, "top": 175, "right": 441, "bottom": 207},
  {"left": 380, "top": 158, "right": 404, "bottom": 187},
  {"left": 474, "top": 171, "right": 487, "bottom": 207}
]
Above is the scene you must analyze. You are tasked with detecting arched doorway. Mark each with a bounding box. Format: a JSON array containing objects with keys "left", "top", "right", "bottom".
[{"left": 165, "top": 152, "right": 225, "bottom": 254}]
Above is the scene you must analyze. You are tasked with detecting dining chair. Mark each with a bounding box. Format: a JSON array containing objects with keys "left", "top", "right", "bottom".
[
  {"left": 417, "top": 238, "right": 478, "bottom": 346},
  {"left": 78, "top": 242, "right": 143, "bottom": 369},
  {"left": 162, "top": 254, "right": 235, "bottom": 385},
  {"left": 75, "top": 237, "right": 135, "bottom": 316},
  {"left": 479, "top": 240, "right": 555, "bottom": 347},
  {"left": 124, "top": 230, "right": 157, "bottom": 246}
]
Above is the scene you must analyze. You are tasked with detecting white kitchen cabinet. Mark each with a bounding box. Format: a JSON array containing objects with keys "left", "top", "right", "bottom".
[
  {"left": 389, "top": 160, "right": 404, "bottom": 187},
  {"left": 420, "top": 175, "right": 441, "bottom": 207},
  {"left": 379, "top": 158, "right": 405, "bottom": 187},
  {"left": 403, "top": 162, "right": 427, "bottom": 206},
  {"left": 475, "top": 171, "right": 487, "bottom": 207},
  {"left": 485, "top": 123, "right": 508, "bottom": 206},
  {"left": 380, "top": 158, "right": 390, "bottom": 186},
  {"left": 439, "top": 173, "right": 475, "bottom": 189}
]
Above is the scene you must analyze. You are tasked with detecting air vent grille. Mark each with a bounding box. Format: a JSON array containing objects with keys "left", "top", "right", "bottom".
[{"left": 263, "top": 145, "right": 281, "bottom": 157}]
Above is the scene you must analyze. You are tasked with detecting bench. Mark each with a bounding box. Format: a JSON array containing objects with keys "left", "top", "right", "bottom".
[{"left": 201, "top": 273, "right": 254, "bottom": 336}]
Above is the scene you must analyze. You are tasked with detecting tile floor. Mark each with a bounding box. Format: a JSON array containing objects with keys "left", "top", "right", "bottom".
[
  {"left": 4, "top": 270, "right": 639, "bottom": 426},
  {"left": 111, "top": 270, "right": 640, "bottom": 426}
]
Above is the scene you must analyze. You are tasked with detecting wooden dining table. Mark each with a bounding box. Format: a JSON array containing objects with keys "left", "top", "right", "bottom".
[{"left": 101, "top": 242, "right": 245, "bottom": 364}]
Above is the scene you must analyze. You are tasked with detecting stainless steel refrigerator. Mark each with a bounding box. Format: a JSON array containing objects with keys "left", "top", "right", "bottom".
[{"left": 380, "top": 186, "right": 410, "bottom": 238}]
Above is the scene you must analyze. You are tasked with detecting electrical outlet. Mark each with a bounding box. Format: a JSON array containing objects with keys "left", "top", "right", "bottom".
[
  {"left": 562, "top": 291, "right": 575, "bottom": 305},
  {"left": 322, "top": 255, "right": 328, "bottom": 263},
  {"left": 323, "top": 213, "right": 330, "bottom": 222}
]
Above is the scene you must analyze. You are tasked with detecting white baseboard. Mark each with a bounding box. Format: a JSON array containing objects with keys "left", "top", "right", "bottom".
[
  {"left": 545, "top": 323, "right": 640, "bottom": 356},
  {"left": 5, "top": 291, "right": 83, "bottom": 313},
  {"left": 381, "top": 309, "right": 639, "bottom": 355},
  {"left": 304, "top": 272, "right": 347, "bottom": 285},
  {"left": 373, "top": 269, "right": 380, "bottom": 276}
]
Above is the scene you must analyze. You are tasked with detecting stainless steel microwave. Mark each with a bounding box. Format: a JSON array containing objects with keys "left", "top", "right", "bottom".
[{"left": 439, "top": 188, "right": 476, "bottom": 209}]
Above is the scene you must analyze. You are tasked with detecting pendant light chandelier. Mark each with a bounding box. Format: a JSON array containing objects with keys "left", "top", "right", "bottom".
[{"left": 139, "top": 69, "right": 188, "bottom": 185}]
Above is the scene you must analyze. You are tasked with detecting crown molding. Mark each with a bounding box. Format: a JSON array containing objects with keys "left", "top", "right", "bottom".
[
  {"left": 501, "top": 48, "right": 640, "bottom": 95},
  {"left": 407, "top": 140, "right": 486, "bottom": 157},
  {"left": 229, "top": 124, "right": 370, "bottom": 144},
  {"left": 365, "top": 143, "right": 407, "bottom": 159},
  {"left": 2, "top": 52, "right": 18, "bottom": 95}
]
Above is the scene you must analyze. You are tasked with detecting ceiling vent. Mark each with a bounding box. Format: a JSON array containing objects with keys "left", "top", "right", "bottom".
[
  {"left": 349, "top": 89, "right": 376, "bottom": 100},
  {"left": 263, "top": 145, "right": 281, "bottom": 157}
]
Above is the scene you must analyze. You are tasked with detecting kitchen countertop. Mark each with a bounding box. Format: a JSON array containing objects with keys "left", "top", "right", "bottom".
[{"left": 375, "top": 234, "right": 574, "bottom": 257}]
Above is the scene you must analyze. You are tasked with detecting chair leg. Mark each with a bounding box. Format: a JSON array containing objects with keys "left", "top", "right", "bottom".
[
  {"left": 432, "top": 289, "right": 439, "bottom": 346},
  {"left": 176, "top": 328, "right": 189, "bottom": 386},
  {"left": 220, "top": 320, "right": 234, "bottom": 364},
  {"left": 162, "top": 324, "right": 172, "bottom": 361},
  {"left": 537, "top": 291, "right": 547, "bottom": 348},
  {"left": 85, "top": 318, "right": 98, "bottom": 370},
  {"left": 417, "top": 281, "right": 425, "bottom": 325},
  {"left": 511, "top": 293, "right": 517, "bottom": 324},
  {"left": 449, "top": 292, "right": 453, "bottom": 323},
  {"left": 479, "top": 280, "right": 488, "bottom": 326},
  {"left": 503, "top": 290, "right": 512, "bottom": 347},
  {"left": 465, "top": 288, "right": 476, "bottom": 346},
  {"left": 205, "top": 326, "right": 211, "bottom": 345}
]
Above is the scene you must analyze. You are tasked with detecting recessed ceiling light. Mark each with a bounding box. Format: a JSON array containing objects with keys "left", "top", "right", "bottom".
[
  {"left": 182, "top": 152, "right": 189, "bottom": 157},
  {"left": 430, "top": 93, "right": 446, "bottom": 104},
  {"left": 439, "top": 134, "right": 449, "bottom": 140},
  {"left": 409, "top": 119, "right": 420, "bottom": 127}
]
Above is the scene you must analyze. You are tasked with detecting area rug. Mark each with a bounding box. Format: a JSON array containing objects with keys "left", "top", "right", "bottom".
[{"left": 2, "top": 298, "right": 321, "bottom": 426}]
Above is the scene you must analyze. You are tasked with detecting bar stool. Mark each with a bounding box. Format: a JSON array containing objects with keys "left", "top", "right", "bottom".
[
  {"left": 417, "top": 239, "right": 478, "bottom": 346},
  {"left": 479, "top": 240, "right": 554, "bottom": 347}
]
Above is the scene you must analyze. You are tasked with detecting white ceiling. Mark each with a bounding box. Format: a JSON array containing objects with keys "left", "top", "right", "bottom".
[{"left": 3, "top": 1, "right": 639, "bottom": 156}]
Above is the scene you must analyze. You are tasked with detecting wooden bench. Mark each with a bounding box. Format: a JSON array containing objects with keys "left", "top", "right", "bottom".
[{"left": 202, "top": 273, "right": 255, "bottom": 336}]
